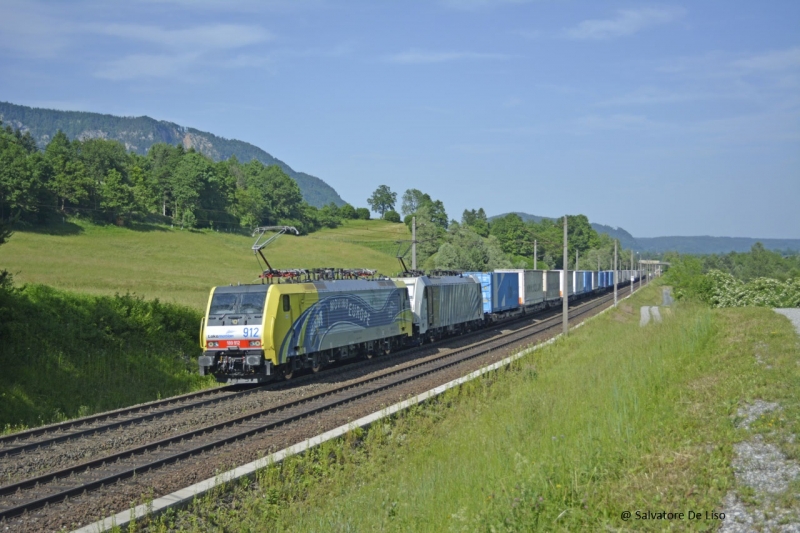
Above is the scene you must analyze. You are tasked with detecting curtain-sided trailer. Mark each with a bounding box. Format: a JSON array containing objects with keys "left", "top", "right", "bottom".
[
  {"left": 553, "top": 270, "right": 575, "bottom": 301},
  {"left": 495, "top": 269, "right": 547, "bottom": 312},
  {"left": 542, "top": 271, "right": 561, "bottom": 305},
  {"left": 573, "top": 271, "right": 594, "bottom": 296},
  {"left": 391, "top": 275, "right": 483, "bottom": 340}
]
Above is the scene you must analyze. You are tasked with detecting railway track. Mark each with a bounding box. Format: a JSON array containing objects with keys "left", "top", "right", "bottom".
[
  {"left": 0, "top": 282, "right": 642, "bottom": 524},
  {"left": 0, "top": 384, "right": 264, "bottom": 459}
]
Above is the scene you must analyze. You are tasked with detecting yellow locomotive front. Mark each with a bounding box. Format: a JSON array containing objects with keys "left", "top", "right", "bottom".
[
  {"left": 199, "top": 279, "right": 413, "bottom": 383},
  {"left": 198, "top": 284, "right": 271, "bottom": 383}
]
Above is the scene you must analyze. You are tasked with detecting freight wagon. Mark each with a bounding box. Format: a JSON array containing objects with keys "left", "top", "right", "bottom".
[
  {"left": 495, "top": 269, "right": 546, "bottom": 312},
  {"left": 464, "top": 271, "right": 522, "bottom": 320},
  {"left": 391, "top": 274, "right": 483, "bottom": 342},
  {"left": 542, "top": 270, "right": 561, "bottom": 304},
  {"left": 554, "top": 270, "right": 575, "bottom": 301}
]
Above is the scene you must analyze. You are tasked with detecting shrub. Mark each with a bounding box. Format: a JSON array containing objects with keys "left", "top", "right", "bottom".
[
  {"left": 339, "top": 204, "right": 357, "bottom": 219},
  {"left": 383, "top": 210, "right": 401, "bottom": 223},
  {"left": 0, "top": 284, "right": 209, "bottom": 429},
  {"left": 355, "top": 207, "right": 370, "bottom": 220}
]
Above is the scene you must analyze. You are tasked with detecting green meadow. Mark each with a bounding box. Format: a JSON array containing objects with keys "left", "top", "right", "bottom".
[
  {"left": 139, "top": 282, "right": 800, "bottom": 532},
  {"left": 0, "top": 219, "right": 409, "bottom": 430},
  {"left": 1, "top": 219, "right": 409, "bottom": 310}
]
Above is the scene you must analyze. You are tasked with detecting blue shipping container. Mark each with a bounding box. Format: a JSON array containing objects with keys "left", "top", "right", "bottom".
[
  {"left": 581, "top": 271, "right": 593, "bottom": 292},
  {"left": 465, "top": 272, "right": 520, "bottom": 314}
]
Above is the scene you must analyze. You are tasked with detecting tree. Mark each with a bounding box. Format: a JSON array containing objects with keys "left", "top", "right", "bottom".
[
  {"left": 490, "top": 213, "right": 534, "bottom": 257},
  {"left": 76, "top": 138, "right": 129, "bottom": 212},
  {"left": 44, "top": 132, "right": 93, "bottom": 213},
  {"left": 461, "top": 208, "right": 489, "bottom": 237},
  {"left": 410, "top": 203, "right": 445, "bottom": 267},
  {"left": 367, "top": 185, "right": 396, "bottom": 217},
  {"left": 435, "top": 225, "right": 511, "bottom": 271},
  {"left": 339, "top": 203, "right": 357, "bottom": 219},
  {"left": 401, "top": 188, "right": 429, "bottom": 216},
  {"left": 128, "top": 162, "right": 159, "bottom": 215},
  {"left": 170, "top": 151, "right": 210, "bottom": 227},
  {"left": 147, "top": 143, "right": 184, "bottom": 216},
  {"left": 0, "top": 130, "right": 40, "bottom": 221},
  {"left": 318, "top": 202, "right": 342, "bottom": 228},
  {"left": 100, "top": 169, "right": 135, "bottom": 224},
  {"left": 355, "top": 207, "right": 370, "bottom": 220},
  {"left": 383, "top": 210, "right": 401, "bottom": 223}
]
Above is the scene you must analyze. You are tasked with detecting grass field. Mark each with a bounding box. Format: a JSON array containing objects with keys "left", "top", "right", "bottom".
[
  {"left": 0, "top": 219, "right": 410, "bottom": 310},
  {"left": 137, "top": 283, "right": 800, "bottom": 532}
]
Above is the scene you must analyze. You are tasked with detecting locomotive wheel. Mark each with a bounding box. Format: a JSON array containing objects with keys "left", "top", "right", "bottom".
[
  {"left": 311, "top": 358, "right": 322, "bottom": 373},
  {"left": 282, "top": 368, "right": 294, "bottom": 380}
]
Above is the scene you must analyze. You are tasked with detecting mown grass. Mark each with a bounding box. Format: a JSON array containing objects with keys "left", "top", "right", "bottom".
[
  {"left": 0, "top": 285, "right": 213, "bottom": 431},
  {"left": 1, "top": 219, "right": 409, "bottom": 310},
  {"left": 133, "top": 283, "right": 800, "bottom": 532}
]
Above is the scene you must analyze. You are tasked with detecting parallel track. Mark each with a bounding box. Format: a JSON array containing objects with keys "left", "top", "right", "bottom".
[
  {"left": 0, "top": 283, "right": 641, "bottom": 521},
  {"left": 0, "top": 385, "right": 262, "bottom": 458}
]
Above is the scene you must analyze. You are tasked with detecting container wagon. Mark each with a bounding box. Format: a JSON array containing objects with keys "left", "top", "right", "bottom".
[
  {"left": 572, "top": 271, "right": 586, "bottom": 296},
  {"left": 465, "top": 271, "right": 521, "bottom": 320},
  {"left": 542, "top": 270, "right": 561, "bottom": 305},
  {"left": 392, "top": 274, "right": 483, "bottom": 342},
  {"left": 495, "top": 269, "right": 546, "bottom": 312},
  {"left": 553, "top": 270, "right": 574, "bottom": 301}
]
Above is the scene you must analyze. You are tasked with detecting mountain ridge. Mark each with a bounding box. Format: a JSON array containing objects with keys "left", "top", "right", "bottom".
[
  {"left": 491, "top": 212, "right": 800, "bottom": 254},
  {"left": 0, "top": 101, "right": 345, "bottom": 208}
]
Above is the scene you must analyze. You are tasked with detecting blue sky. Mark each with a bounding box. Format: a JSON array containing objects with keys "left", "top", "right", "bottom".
[{"left": 1, "top": 1, "right": 798, "bottom": 238}]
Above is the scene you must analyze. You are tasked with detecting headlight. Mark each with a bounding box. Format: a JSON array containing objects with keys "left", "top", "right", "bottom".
[
  {"left": 208, "top": 341, "right": 219, "bottom": 347},
  {"left": 249, "top": 340, "right": 261, "bottom": 347}
]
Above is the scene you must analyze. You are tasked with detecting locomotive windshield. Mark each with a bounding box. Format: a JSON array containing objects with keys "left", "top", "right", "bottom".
[{"left": 209, "top": 287, "right": 268, "bottom": 315}]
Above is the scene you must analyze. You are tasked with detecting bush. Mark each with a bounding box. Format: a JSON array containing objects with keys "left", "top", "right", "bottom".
[
  {"left": 339, "top": 204, "right": 357, "bottom": 219},
  {"left": 0, "top": 284, "right": 209, "bottom": 429},
  {"left": 383, "top": 210, "right": 401, "bottom": 223},
  {"left": 355, "top": 207, "right": 370, "bottom": 220},
  {"left": 701, "top": 270, "right": 800, "bottom": 308}
]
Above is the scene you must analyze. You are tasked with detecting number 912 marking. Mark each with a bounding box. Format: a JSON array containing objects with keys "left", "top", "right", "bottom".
[{"left": 243, "top": 327, "right": 260, "bottom": 338}]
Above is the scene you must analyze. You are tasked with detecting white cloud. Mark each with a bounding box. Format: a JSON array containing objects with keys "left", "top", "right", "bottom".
[
  {"left": 93, "top": 23, "right": 272, "bottom": 51},
  {"left": 387, "top": 49, "right": 509, "bottom": 64},
  {"left": 565, "top": 7, "right": 685, "bottom": 40},
  {"left": 94, "top": 53, "right": 200, "bottom": 81},
  {"left": 567, "top": 113, "right": 666, "bottom": 135},
  {"left": 734, "top": 47, "right": 800, "bottom": 72},
  {"left": 0, "top": 0, "right": 74, "bottom": 57},
  {"left": 599, "top": 87, "right": 717, "bottom": 106}
]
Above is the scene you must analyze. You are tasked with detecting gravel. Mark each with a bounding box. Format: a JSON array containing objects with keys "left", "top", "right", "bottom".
[
  {"left": 775, "top": 308, "right": 800, "bottom": 336},
  {"left": 736, "top": 400, "right": 781, "bottom": 430},
  {"left": 720, "top": 312, "right": 800, "bottom": 532},
  {"left": 731, "top": 435, "right": 800, "bottom": 494}
]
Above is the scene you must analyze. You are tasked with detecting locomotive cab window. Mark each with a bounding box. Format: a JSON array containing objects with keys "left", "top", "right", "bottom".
[
  {"left": 209, "top": 293, "right": 237, "bottom": 315},
  {"left": 282, "top": 294, "right": 291, "bottom": 312},
  {"left": 239, "top": 292, "right": 266, "bottom": 314}
]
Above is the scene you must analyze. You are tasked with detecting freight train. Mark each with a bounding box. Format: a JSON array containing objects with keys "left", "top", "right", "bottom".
[{"left": 198, "top": 267, "right": 642, "bottom": 383}]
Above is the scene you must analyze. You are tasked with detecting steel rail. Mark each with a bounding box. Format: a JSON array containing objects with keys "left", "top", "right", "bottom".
[
  {"left": 0, "top": 385, "right": 269, "bottom": 458},
  {"left": 0, "top": 385, "right": 244, "bottom": 448}
]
